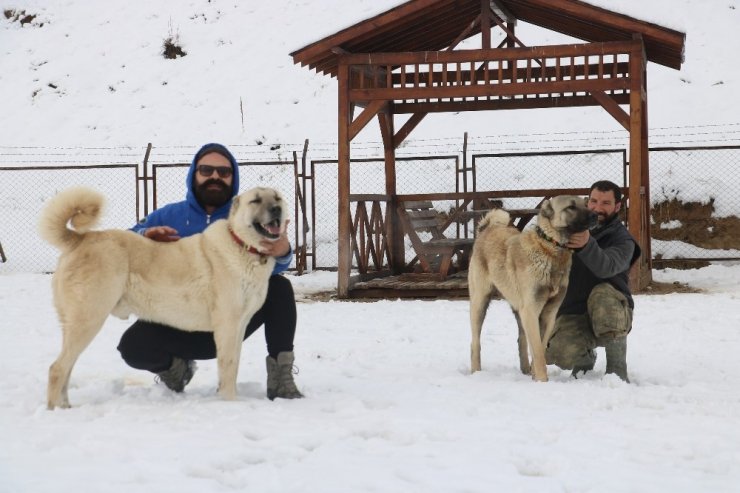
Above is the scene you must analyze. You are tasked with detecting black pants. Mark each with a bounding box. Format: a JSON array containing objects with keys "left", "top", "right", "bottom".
[{"left": 117, "top": 275, "right": 297, "bottom": 373}]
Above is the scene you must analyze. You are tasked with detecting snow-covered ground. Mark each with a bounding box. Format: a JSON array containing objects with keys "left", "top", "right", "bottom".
[{"left": 2, "top": 265, "right": 740, "bottom": 492}]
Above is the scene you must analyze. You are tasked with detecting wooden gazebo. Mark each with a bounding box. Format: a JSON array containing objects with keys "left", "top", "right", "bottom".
[{"left": 291, "top": 0, "right": 685, "bottom": 298}]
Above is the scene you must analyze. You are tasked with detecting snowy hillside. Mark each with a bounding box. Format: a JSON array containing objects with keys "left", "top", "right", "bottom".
[{"left": 1, "top": 0, "right": 739, "bottom": 163}]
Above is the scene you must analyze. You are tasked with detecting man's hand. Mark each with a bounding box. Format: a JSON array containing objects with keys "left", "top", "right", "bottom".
[
  {"left": 144, "top": 226, "right": 180, "bottom": 242},
  {"left": 567, "top": 230, "right": 590, "bottom": 249},
  {"left": 259, "top": 219, "right": 291, "bottom": 257}
]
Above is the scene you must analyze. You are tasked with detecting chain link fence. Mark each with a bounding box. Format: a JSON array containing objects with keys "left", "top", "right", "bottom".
[
  {"left": 0, "top": 165, "right": 138, "bottom": 273},
  {"left": 650, "top": 146, "right": 740, "bottom": 265},
  {"left": 472, "top": 149, "right": 626, "bottom": 209},
  {"left": 0, "top": 159, "right": 301, "bottom": 273},
  {"left": 2, "top": 145, "right": 739, "bottom": 274}
]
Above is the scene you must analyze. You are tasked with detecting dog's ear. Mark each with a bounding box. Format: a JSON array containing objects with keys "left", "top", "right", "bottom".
[
  {"left": 228, "top": 195, "right": 240, "bottom": 217},
  {"left": 540, "top": 199, "right": 554, "bottom": 218}
]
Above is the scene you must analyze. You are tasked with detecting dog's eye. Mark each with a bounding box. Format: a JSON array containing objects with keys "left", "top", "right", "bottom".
[{"left": 249, "top": 198, "right": 262, "bottom": 204}]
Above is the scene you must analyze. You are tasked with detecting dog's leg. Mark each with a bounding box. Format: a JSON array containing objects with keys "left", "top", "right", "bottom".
[
  {"left": 213, "top": 327, "right": 242, "bottom": 400},
  {"left": 539, "top": 296, "right": 564, "bottom": 349},
  {"left": 519, "top": 308, "right": 548, "bottom": 382},
  {"left": 48, "top": 314, "right": 107, "bottom": 409},
  {"left": 512, "top": 311, "right": 531, "bottom": 375},
  {"left": 212, "top": 308, "right": 249, "bottom": 400},
  {"left": 469, "top": 282, "right": 492, "bottom": 373}
]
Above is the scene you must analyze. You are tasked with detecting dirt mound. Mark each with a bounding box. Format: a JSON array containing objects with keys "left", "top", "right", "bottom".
[{"left": 651, "top": 198, "right": 740, "bottom": 251}]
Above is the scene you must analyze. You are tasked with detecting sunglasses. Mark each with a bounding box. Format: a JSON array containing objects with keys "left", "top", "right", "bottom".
[{"left": 197, "top": 164, "right": 233, "bottom": 179}]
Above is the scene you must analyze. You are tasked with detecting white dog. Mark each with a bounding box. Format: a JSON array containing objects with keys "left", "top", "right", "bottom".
[{"left": 39, "top": 186, "right": 285, "bottom": 409}]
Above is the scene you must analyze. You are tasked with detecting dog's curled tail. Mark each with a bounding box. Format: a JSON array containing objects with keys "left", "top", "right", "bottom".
[
  {"left": 477, "top": 208, "right": 510, "bottom": 233},
  {"left": 38, "top": 187, "right": 105, "bottom": 251}
]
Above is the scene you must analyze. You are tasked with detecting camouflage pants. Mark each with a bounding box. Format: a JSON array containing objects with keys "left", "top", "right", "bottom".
[{"left": 545, "top": 283, "right": 633, "bottom": 370}]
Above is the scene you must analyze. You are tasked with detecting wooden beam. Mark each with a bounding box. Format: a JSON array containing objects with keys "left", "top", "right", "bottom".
[
  {"left": 449, "top": 13, "right": 482, "bottom": 51},
  {"left": 590, "top": 90, "right": 630, "bottom": 130},
  {"left": 393, "top": 93, "right": 630, "bottom": 113},
  {"left": 490, "top": 0, "right": 516, "bottom": 24},
  {"left": 480, "top": 0, "right": 491, "bottom": 49},
  {"left": 349, "top": 100, "right": 387, "bottom": 141},
  {"left": 289, "top": 0, "right": 442, "bottom": 61},
  {"left": 489, "top": 10, "right": 530, "bottom": 54},
  {"left": 523, "top": 0, "right": 685, "bottom": 48},
  {"left": 341, "top": 41, "right": 636, "bottom": 65},
  {"left": 350, "top": 77, "right": 630, "bottom": 101},
  {"left": 394, "top": 112, "right": 427, "bottom": 147}
]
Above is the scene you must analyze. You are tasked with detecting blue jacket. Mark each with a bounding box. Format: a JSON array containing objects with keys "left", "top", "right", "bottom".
[{"left": 132, "top": 143, "right": 292, "bottom": 275}]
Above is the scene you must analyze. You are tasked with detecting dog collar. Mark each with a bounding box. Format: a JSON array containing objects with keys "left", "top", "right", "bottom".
[
  {"left": 535, "top": 226, "right": 571, "bottom": 250},
  {"left": 228, "top": 227, "right": 268, "bottom": 264}
]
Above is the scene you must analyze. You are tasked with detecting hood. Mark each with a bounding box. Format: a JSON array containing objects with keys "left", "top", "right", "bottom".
[{"left": 185, "top": 143, "right": 240, "bottom": 215}]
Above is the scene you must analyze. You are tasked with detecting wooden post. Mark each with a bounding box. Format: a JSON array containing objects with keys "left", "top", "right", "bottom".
[
  {"left": 480, "top": 0, "right": 491, "bottom": 49},
  {"left": 337, "top": 62, "right": 351, "bottom": 298},
  {"left": 379, "top": 107, "right": 404, "bottom": 273},
  {"left": 628, "top": 36, "right": 651, "bottom": 290}
]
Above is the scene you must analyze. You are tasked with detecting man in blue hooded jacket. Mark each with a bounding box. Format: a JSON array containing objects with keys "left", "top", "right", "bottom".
[{"left": 117, "top": 143, "right": 303, "bottom": 400}]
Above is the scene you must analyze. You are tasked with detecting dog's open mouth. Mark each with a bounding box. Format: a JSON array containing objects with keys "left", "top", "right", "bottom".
[{"left": 254, "top": 219, "right": 282, "bottom": 239}]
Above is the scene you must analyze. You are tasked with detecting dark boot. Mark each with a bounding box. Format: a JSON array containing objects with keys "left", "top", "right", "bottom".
[
  {"left": 266, "top": 352, "right": 304, "bottom": 400},
  {"left": 571, "top": 348, "right": 596, "bottom": 379},
  {"left": 156, "top": 357, "right": 196, "bottom": 392},
  {"left": 605, "top": 337, "right": 630, "bottom": 383}
]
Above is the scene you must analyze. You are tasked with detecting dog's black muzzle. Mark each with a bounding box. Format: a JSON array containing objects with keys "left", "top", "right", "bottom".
[{"left": 568, "top": 210, "right": 598, "bottom": 233}]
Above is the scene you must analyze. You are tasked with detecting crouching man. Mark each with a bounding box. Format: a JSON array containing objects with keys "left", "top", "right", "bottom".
[{"left": 546, "top": 180, "right": 641, "bottom": 382}]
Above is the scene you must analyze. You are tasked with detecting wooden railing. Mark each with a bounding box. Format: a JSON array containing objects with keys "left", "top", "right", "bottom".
[
  {"left": 345, "top": 41, "right": 634, "bottom": 112},
  {"left": 349, "top": 194, "right": 392, "bottom": 274},
  {"left": 349, "top": 189, "right": 593, "bottom": 276}
]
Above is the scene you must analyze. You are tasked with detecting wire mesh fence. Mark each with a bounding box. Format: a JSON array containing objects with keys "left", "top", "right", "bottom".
[
  {"left": 0, "top": 165, "right": 138, "bottom": 273},
  {"left": 0, "top": 159, "right": 301, "bottom": 273},
  {"left": 650, "top": 146, "right": 740, "bottom": 264},
  {"left": 2, "top": 144, "right": 739, "bottom": 274},
  {"left": 472, "top": 149, "right": 626, "bottom": 210}
]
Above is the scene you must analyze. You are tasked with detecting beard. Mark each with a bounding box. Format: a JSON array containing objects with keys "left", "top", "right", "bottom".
[
  {"left": 194, "top": 179, "right": 232, "bottom": 209},
  {"left": 596, "top": 211, "right": 619, "bottom": 226}
]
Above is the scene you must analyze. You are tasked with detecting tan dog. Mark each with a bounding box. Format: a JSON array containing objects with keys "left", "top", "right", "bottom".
[
  {"left": 39, "top": 186, "right": 286, "bottom": 409},
  {"left": 468, "top": 196, "right": 596, "bottom": 381}
]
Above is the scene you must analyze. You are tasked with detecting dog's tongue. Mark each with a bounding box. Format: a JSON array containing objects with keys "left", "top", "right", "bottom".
[{"left": 263, "top": 222, "right": 281, "bottom": 235}]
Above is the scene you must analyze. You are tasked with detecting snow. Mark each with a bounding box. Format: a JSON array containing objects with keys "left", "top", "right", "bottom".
[
  {"left": 2, "top": 267, "right": 740, "bottom": 492},
  {"left": 1, "top": 0, "right": 739, "bottom": 158},
  {"left": 2, "top": 1, "right": 740, "bottom": 491}
]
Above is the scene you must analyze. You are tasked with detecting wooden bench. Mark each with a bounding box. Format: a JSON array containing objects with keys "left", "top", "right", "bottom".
[
  {"left": 458, "top": 208, "right": 540, "bottom": 231},
  {"left": 454, "top": 197, "right": 547, "bottom": 231},
  {"left": 397, "top": 201, "right": 474, "bottom": 279}
]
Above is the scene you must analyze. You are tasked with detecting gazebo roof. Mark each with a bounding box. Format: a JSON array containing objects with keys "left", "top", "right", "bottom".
[{"left": 291, "top": 0, "right": 686, "bottom": 76}]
